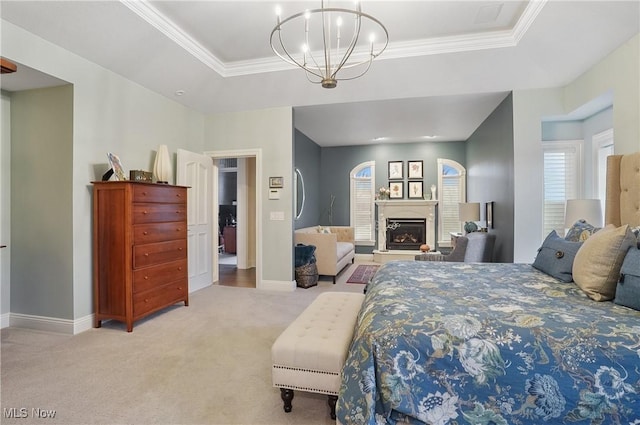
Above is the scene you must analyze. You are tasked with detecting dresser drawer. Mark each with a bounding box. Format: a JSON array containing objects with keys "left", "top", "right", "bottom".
[
  {"left": 133, "top": 240, "right": 187, "bottom": 268},
  {"left": 133, "top": 185, "right": 186, "bottom": 204},
  {"left": 133, "top": 280, "right": 188, "bottom": 318},
  {"left": 133, "top": 259, "right": 187, "bottom": 293},
  {"left": 133, "top": 203, "right": 186, "bottom": 224},
  {"left": 133, "top": 222, "right": 186, "bottom": 244}
]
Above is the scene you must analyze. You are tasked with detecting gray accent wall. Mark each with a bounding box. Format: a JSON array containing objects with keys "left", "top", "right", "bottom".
[
  {"left": 10, "top": 85, "right": 74, "bottom": 318},
  {"left": 466, "top": 93, "right": 515, "bottom": 263},
  {"left": 293, "top": 133, "right": 468, "bottom": 253},
  {"left": 294, "top": 130, "right": 321, "bottom": 230}
]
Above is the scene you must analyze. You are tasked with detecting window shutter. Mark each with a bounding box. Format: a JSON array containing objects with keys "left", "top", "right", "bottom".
[
  {"left": 441, "top": 177, "right": 461, "bottom": 235},
  {"left": 353, "top": 179, "right": 373, "bottom": 241},
  {"left": 542, "top": 142, "right": 582, "bottom": 237},
  {"left": 350, "top": 162, "right": 375, "bottom": 244}
]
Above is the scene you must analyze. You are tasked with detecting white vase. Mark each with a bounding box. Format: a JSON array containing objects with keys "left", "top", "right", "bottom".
[{"left": 153, "top": 144, "right": 173, "bottom": 184}]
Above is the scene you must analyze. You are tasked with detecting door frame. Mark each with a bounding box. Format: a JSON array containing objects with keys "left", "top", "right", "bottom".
[{"left": 206, "top": 148, "right": 262, "bottom": 289}]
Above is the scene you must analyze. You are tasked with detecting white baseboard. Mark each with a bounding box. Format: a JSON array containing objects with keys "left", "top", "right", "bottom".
[
  {"left": 0, "top": 312, "right": 10, "bottom": 329},
  {"left": 355, "top": 253, "right": 374, "bottom": 262},
  {"left": 259, "top": 279, "right": 296, "bottom": 291},
  {"left": 9, "top": 312, "right": 94, "bottom": 335}
]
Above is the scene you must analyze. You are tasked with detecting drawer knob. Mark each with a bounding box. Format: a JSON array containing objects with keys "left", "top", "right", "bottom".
[
  {"left": 144, "top": 276, "right": 149, "bottom": 280},
  {"left": 144, "top": 253, "right": 149, "bottom": 257},
  {"left": 178, "top": 247, "right": 183, "bottom": 251},
  {"left": 176, "top": 210, "right": 180, "bottom": 214},
  {"left": 176, "top": 228, "right": 181, "bottom": 232},
  {"left": 143, "top": 210, "right": 148, "bottom": 215},
  {"left": 143, "top": 231, "right": 148, "bottom": 235},
  {"left": 176, "top": 193, "right": 181, "bottom": 198},
  {"left": 178, "top": 267, "right": 183, "bottom": 271},
  {"left": 142, "top": 191, "right": 147, "bottom": 196},
  {"left": 178, "top": 287, "right": 183, "bottom": 290},
  {"left": 144, "top": 299, "right": 149, "bottom": 303}
]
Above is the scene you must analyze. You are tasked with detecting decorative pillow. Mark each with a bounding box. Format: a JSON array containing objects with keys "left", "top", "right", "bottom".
[
  {"left": 532, "top": 230, "right": 583, "bottom": 282},
  {"left": 572, "top": 224, "right": 636, "bottom": 301},
  {"left": 564, "top": 219, "right": 601, "bottom": 242},
  {"left": 614, "top": 246, "right": 640, "bottom": 311}
]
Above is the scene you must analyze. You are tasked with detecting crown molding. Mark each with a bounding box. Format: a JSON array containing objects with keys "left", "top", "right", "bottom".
[{"left": 121, "top": 0, "right": 547, "bottom": 78}]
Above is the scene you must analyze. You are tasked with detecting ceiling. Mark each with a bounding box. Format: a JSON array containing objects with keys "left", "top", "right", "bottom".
[{"left": 1, "top": 1, "right": 638, "bottom": 146}]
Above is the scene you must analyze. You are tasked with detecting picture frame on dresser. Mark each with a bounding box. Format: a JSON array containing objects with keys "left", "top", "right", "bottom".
[
  {"left": 388, "top": 161, "right": 403, "bottom": 180},
  {"left": 408, "top": 181, "right": 423, "bottom": 199},
  {"left": 389, "top": 181, "right": 404, "bottom": 199},
  {"left": 107, "top": 152, "right": 127, "bottom": 181},
  {"left": 408, "top": 160, "right": 423, "bottom": 179}
]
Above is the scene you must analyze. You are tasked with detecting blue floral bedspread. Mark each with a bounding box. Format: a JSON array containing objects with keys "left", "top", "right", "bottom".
[{"left": 337, "top": 261, "right": 640, "bottom": 425}]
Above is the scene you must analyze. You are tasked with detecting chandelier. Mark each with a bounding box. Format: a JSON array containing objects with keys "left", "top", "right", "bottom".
[{"left": 270, "top": 1, "right": 388, "bottom": 88}]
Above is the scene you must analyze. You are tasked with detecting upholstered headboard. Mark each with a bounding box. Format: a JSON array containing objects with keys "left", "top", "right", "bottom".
[{"left": 605, "top": 151, "right": 640, "bottom": 227}]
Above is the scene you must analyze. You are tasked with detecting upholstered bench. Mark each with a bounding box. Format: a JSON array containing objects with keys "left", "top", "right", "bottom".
[{"left": 271, "top": 292, "right": 365, "bottom": 419}]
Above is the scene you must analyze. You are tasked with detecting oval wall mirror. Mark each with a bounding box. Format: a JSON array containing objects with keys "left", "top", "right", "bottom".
[{"left": 294, "top": 168, "right": 305, "bottom": 220}]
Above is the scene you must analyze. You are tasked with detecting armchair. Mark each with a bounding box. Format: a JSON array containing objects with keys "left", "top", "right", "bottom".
[{"left": 415, "top": 232, "right": 495, "bottom": 263}]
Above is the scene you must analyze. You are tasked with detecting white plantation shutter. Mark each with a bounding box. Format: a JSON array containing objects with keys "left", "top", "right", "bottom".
[
  {"left": 350, "top": 161, "right": 375, "bottom": 245},
  {"left": 441, "top": 177, "right": 462, "bottom": 235},
  {"left": 437, "top": 159, "right": 466, "bottom": 246},
  {"left": 542, "top": 141, "right": 582, "bottom": 238}
]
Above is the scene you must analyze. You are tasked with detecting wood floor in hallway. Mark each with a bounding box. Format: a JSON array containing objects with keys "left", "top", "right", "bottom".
[{"left": 218, "top": 264, "right": 256, "bottom": 288}]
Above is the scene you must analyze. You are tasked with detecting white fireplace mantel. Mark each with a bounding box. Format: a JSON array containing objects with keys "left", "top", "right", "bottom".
[{"left": 375, "top": 199, "right": 438, "bottom": 251}]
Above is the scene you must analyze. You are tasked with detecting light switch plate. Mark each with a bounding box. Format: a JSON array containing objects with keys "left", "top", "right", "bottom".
[{"left": 270, "top": 211, "right": 285, "bottom": 221}]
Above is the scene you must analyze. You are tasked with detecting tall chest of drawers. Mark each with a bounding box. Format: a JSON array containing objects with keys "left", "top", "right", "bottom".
[{"left": 92, "top": 181, "right": 189, "bottom": 332}]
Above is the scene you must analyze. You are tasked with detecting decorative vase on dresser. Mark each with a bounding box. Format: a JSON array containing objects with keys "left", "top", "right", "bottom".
[{"left": 92, "top": 181, "right": 189, "bottom": 332}]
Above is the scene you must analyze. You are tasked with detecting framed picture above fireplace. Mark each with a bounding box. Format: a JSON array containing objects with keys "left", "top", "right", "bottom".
[
  {"left": 388, "top": 161, "right": 403, "bottom": 180},
  {"left": 389, "top": 181, "right": 404, "bottom": 199},
  {"left": 408, "top": 181, "right": 423, "bottom": 199},
  {"left": 408, "top": 160, "right": 423, "bottom": 179}
]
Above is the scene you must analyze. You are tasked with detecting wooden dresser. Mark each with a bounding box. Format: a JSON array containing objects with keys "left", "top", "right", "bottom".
[{"left": 92, "top": 181, "right": 189, "bottom": 332}]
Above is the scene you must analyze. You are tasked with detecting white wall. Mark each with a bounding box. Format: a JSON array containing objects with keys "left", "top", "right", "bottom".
[
  {"left": 564, "top": 33, "right": 640, "bottom": 154},
  {"left": 1, "top": 20, "right": 205, "bottom": 331},
  {"left": 0, "top": 92, "right": 11, "bottom": 327},
  {"left": 204, "top": 108, "right": 294, "bottom": 289},
  {"left": 512, "top": 33, "right": 640, "bottom": 262}
]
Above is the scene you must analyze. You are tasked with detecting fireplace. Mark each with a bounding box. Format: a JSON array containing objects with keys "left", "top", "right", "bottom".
[{"left": 386, "top": 218, "right": 426, "bottom": 250}]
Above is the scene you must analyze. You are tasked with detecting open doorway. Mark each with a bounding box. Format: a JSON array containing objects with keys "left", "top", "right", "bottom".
[
  {"left": 217, "top": 158, "right": 238, "bottom": 267},
  {"left": 211, "top": 153, "right": 259, "bottom": 288}
]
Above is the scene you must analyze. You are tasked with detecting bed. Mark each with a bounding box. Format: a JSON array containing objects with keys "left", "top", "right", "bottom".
[{"left": 337, "top": 152, "right": 640, "bottom": 425}]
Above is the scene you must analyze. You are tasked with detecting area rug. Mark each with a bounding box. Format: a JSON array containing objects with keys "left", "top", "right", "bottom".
[{"left": 347, "top": 265, "right": 380, "bottom": 284}]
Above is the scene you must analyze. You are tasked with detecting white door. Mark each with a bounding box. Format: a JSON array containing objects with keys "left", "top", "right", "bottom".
[{"left": 177, "top": 149, "right": 214, "bottom": 293}]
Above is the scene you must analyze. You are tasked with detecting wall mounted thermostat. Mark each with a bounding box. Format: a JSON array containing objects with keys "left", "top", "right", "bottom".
[{"left": 269, "top": 188, "right": 281, "bottom": 200}]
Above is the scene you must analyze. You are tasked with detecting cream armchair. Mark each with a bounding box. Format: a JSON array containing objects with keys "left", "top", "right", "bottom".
[{"left": 294, "top": 226, "right": 356, "bottom": 283}]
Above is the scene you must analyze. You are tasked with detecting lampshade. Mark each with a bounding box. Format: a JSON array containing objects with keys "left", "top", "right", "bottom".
[
  {"left": 153, "top": 144, "right": 172, "bottom": 184},
  {"left": 564, "top": 199, "right": 603, "bottom": 228},
  {"left": 459, "top": 202, "right": 480, "bottom": 222}
]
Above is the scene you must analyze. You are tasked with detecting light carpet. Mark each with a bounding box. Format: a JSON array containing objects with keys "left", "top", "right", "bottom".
[{"left": 0, "top": 262, "right": 374, "bottom": 425}]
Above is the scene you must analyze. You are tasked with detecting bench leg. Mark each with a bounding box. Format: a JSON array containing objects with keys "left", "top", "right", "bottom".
[
  {"left": 280, "top": 388, "right": 294, "bottom": 413},
  {"left": 328, "top": 395, "right": 338, "bottom": 420}
]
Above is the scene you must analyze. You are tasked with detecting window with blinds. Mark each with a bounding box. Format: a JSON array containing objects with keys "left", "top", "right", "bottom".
[
  {"left": 350, "top": 161, "right": 375, "bottom": 245},
  {"left": 542, "top": 141, "right": 583, "bottom": 238},
  {"left": 437, "top": 159, "right": 466, "bottom": 246}
]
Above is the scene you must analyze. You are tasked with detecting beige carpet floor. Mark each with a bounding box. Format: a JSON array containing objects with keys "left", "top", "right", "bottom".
[{"left": 0, "top": 262, "right": 374, "bottom": 425}]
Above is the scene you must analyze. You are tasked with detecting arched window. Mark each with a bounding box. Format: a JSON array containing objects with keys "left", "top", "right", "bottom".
[
  {"left": 437, "top": 158, "right": 466, "bottom": 246},
  {"left": 350, "top": 161, "right": 375, "bottom": 245}
]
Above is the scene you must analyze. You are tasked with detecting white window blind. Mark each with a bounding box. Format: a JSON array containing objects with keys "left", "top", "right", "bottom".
[
  {"left": 437, "top": 159, "right": 466, "bottom": 246},
  {"left": 441, "top": 177, "right": 462, "bottom": 235},
  {"left": 350, "top": 161, "right": 375, "bottom": 245},
  {"left": 594, "top": 129, "right": 614, "bottom": 213},
  {"left": 542, "top": 141, "right": 582, "bottom": 238}
]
